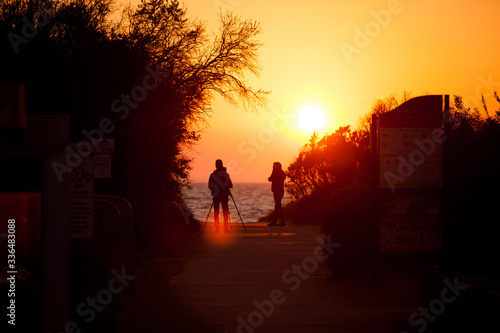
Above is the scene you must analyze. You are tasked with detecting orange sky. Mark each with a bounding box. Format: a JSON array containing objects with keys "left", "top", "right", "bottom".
[{"left": 129, "top": 0, "right": 500, "bottom": 183}]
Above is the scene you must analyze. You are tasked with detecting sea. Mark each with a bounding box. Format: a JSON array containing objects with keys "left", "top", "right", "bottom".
[{"left": 181, "top": 183, "right": 292, "bottom": 223}]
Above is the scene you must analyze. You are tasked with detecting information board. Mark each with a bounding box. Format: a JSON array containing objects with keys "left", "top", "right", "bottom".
[
  {"left": 27, "top": 115, "right": 70, "bottom": 142},
  {"left": 379, "top": 215, "right": 443, "bottom": 252},
  {"left": 93, "top": 154, "right": 112, "bottom": 178},
  {"left": 69, "top": 157, "right": 94, "bottom": 238},
  {"left": 379, "top": 127, "right": 442, "bottom": 189},
  {"left": 378, "top": 95, "right": 444, "bottom": 190}
]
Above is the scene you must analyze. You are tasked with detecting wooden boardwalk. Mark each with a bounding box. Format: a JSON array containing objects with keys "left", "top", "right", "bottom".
[{"left": 119, "top": 222, "right": 421, "bottom": 333}]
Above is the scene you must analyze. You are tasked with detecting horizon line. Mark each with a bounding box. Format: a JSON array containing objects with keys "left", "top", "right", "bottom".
[{"left": 187, "top": 181, "right": 271, "bottom": 184}]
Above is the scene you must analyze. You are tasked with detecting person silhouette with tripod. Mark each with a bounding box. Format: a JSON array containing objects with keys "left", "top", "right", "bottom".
[
  {"left": 268, "top": 162, "right": 286, "bottom": 226},
  {"left": 208, "top": 159, "right": 233, "bottom": 233}
]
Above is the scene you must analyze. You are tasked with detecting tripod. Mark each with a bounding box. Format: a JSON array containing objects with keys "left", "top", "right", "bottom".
[
  {"left": 202, "top": 192, "right": 247, "bottom": 234},
  {"left": 229, "top": 190, "right": 247, "bottom": 233},
  {"left": 202, "top": 201, "right": 213, "bottom": 234}
]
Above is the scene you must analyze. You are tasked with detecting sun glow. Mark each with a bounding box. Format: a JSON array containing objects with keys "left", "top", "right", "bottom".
[{"left": 297, "top": 106, "right": 326, "bottom": 132}]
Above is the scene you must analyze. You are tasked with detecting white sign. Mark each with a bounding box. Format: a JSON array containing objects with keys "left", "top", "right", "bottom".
[
  {"left": 69, "top": 198, "right": 93, "bottom": 238},
  {"left": 69, "top": 156, "right": 94, "bottom": 238},
  {"left": 69, "top": 158, "right": 93, "bottom": 196},
  {"left": 379, "top": 215, "right": 442, "bottom": 252},
  {"left": 91, "top": 138, "right": 115, "bottom": 154},
  {"left": 93, "top": 154, "right": 112, "bottom": 178},
  {"left": 379, "top": 196, "right": 442, "bottom": 252},
  {"left": 27, "top": 115, "right": 70, "bottom": 142},
  {"left": 379, "top": 128, "right": 442, "bottom": 189}
]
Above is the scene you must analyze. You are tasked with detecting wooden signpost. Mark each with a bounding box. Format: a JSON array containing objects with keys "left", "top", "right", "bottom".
[{"left": 373, "top": 95, "right": 448, "bottom": 252}]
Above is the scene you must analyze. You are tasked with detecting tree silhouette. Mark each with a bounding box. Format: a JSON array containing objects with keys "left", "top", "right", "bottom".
[
  {"left": 1, "top": 0, "right": 269, "bottom": 250},
  {"left": 284, "top": 92, "right": 500, "bottom": 282},
  {"left": 286, "top": 126, "right": 370, "bottom": 201},
  {"left": 357, "top": 91, "right": 412, "bottom": 131},
  {"left": 117, "top": 0, "right": 269, "bottom": 248}
]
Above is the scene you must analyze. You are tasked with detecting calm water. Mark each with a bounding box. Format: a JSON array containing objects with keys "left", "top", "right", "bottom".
[{"left": 181, "top": 183, "right": 292, "bottom": 223}]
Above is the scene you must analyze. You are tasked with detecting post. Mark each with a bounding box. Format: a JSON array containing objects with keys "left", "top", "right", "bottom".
[
  {"left": 370, "top": 114, "right": 379, "bottom": 191},
  {"left": 43, "top": 149, "right": 71, "bottom": 332},
  {"left": 229, "top": 191, "right": 247, "bottom": 233},
  {"left": 370, "top": 113, "right": 380, "bottom": 259},
  {"left": 444, "top": 94, "right": 450, "bottom": 137}
]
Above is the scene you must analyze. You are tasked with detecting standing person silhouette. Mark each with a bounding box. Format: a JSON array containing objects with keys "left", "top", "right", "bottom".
[
  {"left": 268, "top": 162, "right": 286, "bottom": 226},
  {"left": 208, "top": 159, "right": 233, "bottom": 233}
]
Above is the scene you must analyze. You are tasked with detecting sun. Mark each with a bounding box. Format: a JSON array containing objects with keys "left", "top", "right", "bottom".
[{"left": 297, "top": 106, "right": 325, "bottom": 132}]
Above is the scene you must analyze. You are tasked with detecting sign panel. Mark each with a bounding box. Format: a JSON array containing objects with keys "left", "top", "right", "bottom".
[
  {"left": 379, "top": 128, "right": 442, "bottom": 189},
  {"left": 379, "top": 215, "right": 442, "bottom": 252},
  {"left": 378, "top": 95, "right": 443, "bottom": 128},
  {"left": 379, "top": 196, "right": 442, "bottom": 252},
  {"left": 93, "top": 154, "right": 112, "bottom": 179},
  {"left": 91, "top": 138, "right": 115, "bottom": 154},
  {"left": 69, "top": 197, "right": 93, "bottom": 238},
  {"left": 27, "top": 115, "right": 70, "bottom": 142},
  {"left": 69, "top": 158, "right": 93, "bottom": 196},
  {"left": 378, "top": 95, "right": 444, "bottom": 190},
  {"left": 376, "top": 96, "right": 446, "bottom": 252},
  {"left": 69, "top": 156, "right": 93, "bottom": 238}
]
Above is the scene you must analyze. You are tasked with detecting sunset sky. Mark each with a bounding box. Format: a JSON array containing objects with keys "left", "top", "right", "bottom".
[{"left": 135, "top": 0, "right": 500, "bottom": 183}]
